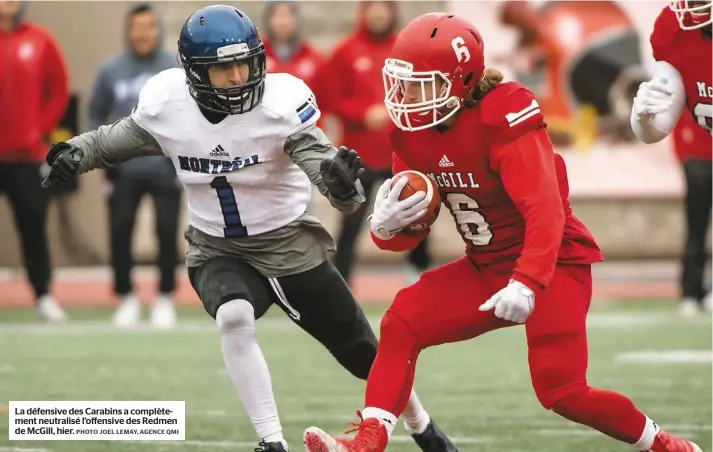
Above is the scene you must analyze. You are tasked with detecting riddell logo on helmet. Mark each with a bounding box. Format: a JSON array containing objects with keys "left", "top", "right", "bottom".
[
  {"left": 385, "top": 58, "right": 414, "bottom": 72},
  {"left": 217, "top": 43, "right": 249, "bottom": 57}
]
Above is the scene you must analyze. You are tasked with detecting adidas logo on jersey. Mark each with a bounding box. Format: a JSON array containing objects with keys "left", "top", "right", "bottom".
[
  {"left": 438, "top": 155, "right": 455, "bottom": 168},
  {"left": 210, "top": 145, "right": 230, "bottom": 157}
]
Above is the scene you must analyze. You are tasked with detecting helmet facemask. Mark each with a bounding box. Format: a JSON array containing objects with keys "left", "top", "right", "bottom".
[
  {"left": 669, "top": 0, "right": 712, "bottom": 30},
  {"left": 181, "top": 42, "right": 267, "bottom": 115},
  {"left": 383, "top": 58, "right": 462, "bottom": 132}
]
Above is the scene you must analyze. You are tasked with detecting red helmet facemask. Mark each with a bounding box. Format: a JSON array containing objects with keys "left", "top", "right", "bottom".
[
  {"left": 382, "top": 13, "right": 485, "bottom": 132},
  {"left": 669, "top": 0, "right": 712, "bottom": 30}
]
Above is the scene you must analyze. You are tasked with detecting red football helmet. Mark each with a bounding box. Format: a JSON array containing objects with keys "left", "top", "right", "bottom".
[
  {"left": 669, "top": 0, "right": 712, "bottom": 30},
  {"left": 382, "top": 13, "right": 485, "bottom": 131}
]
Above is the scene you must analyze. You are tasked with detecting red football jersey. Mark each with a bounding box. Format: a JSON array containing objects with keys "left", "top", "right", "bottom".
[
  {"left": 651, "top": 6, "right": 713, "bottom": 133},
  {"left": 673, "top": 107, "right": 713, "bottom": 161},
  {"left": 379, "top": 82, "right": 603, "bottom": 290}
]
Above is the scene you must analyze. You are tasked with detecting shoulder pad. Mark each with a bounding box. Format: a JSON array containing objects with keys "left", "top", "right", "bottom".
[
  {"left": 479, "top": 82, "right": 546, "bottom": 144},
  {"left": 650, "top": 7, "right": 679, "bottom": 62},
  {"left": 261, "top": 73, "right": 321, "bottom": 134},
  {"left": 131, "top": 68, "right": 186, "bottom": 125}
]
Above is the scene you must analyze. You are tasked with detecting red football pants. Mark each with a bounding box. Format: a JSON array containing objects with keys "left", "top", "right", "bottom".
[
  {"left": 367, "top": 257, "right": 592, "bottom": 414},
  {"left": 365, "top": 257, "right": 648, "bottom": 444}
]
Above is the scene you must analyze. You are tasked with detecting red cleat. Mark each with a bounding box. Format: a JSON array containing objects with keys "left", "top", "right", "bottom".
[
  {"left": 647, "top": 430, "right": 703, "bottom": 452},
  {"left": 303, "top": 412, "right": 389, "bottom": 452}
]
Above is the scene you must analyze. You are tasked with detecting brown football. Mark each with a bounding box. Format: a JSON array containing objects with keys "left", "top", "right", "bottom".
[{"left": 390, "top": 170, "right": 441, "bottom": 235}]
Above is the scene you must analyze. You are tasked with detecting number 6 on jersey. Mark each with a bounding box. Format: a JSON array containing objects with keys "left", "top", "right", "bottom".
[{"left": 446, "top": 192, "right": 492, "bottom": 246}]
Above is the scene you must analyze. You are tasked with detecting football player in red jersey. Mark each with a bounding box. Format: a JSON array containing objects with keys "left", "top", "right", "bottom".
[
  {"left": 631, "top": 2, "right": 712, "bottom": 317},
  {"left": 303, "top": 13, "right": 703, "bottom": 452},
  {"left": 631, "top": 1, "right": 711, "bottom": 139}
]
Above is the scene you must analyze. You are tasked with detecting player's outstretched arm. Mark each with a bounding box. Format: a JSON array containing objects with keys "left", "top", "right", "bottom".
[
  {"left": 41, "top": 117, "right": 163, "bottom": 188},
  {"left": 284, "top": 126, "right": 366, "bottom": 214},
  {"left": 630, "top": 61, "right": 686, "bottom": 143}
]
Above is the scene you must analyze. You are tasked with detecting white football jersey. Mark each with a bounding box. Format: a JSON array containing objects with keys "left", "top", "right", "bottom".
[{"left": 131, "top": 68, "right": 320, "bottom": 238}]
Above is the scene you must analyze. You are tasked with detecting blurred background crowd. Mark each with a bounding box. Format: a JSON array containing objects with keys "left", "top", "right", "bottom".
[{"left": 0, "top": 0, "right": 710, "bottom": 326}]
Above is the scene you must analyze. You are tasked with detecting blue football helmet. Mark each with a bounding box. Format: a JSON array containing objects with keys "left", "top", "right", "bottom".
[{"left": 178, "top": 5, "right": 266, "bottom": 114}]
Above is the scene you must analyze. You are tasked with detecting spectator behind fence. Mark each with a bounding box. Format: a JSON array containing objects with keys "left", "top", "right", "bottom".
[
  {"left": 322, "top": 1, "right": 431, "bottom": 285},
  {"left": 672, "top": 109, "right": 712, "bottom": 317},
  {"left": 262, "top": 0, "right": 325, "bottom": 109},
  {"left": 0, "top": 0, "right": 68, "bottom": 322},
  {"left": 88, "top": 3, "right": 181, "bottom": 329}
]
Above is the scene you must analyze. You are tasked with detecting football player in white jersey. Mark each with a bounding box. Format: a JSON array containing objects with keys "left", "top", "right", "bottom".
[{"left": 42, "top": 5, "right": 457, "bottom": 452}]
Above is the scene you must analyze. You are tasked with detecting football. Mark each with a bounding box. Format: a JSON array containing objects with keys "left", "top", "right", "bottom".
[{"left": 391, "top": 170, "right": 441, "bottom": 234}]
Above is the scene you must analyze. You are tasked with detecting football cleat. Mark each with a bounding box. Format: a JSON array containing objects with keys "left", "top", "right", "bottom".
[
  {"left": 411, "top": 419, "right": 459, "bottom": 452},
  {"left": 304, "top": 412, "right": 388, "bottom": 452},
  {"left": 648, "top": 430, "right": 702, "bottom": 452},
  {"left": 255, "top": 439, "right": 288, "bottom": 451}
]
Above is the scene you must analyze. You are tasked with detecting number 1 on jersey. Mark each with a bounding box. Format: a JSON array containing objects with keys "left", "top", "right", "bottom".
[{"left": 210, "top": 176, "right": 248, "bottom": 238}]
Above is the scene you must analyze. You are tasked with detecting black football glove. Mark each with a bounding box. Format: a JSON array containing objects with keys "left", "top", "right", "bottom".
[
  {"left": 41, "top": 142, "right": 84, "bottom": 188},
  {"left": 320, "top": 146, "right": 365, "bottom": 200}
]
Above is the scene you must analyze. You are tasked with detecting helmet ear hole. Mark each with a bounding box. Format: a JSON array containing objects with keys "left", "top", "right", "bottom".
[
  {"left": 469, "top": 30, "right": 481, "bottom": 44},
  {"left": 463, "top": 72, "right": 474, "bottom": 86}
]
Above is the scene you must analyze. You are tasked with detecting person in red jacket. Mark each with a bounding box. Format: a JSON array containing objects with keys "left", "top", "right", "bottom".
[
  {"left": 262, "top": 1, "right": 324, "bottom": 102},
  {"left": 0, "top": 0, "right": 68, "bottom": 322},
  {"left": 672, "top": 109, "right": 712, "bottom": 317},
  {"left": 324, "top": 0, "right": 431, "bottom": 285}
]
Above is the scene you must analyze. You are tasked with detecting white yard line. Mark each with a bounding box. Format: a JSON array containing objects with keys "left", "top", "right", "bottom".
[
  {"left": 0, "top": 312, "right": 698, "bottom": 336},
  {"left": 188, "top": 409, "right": 712, "bottom": 433},
  {"left": 0, "top": 448, "right": 52, "bottom": 452},
  {"left": 536, "top": 425, "right": 710, "bottom": 436},
  {"left": 597, "top": 376, "right": 711, "bottom": 388},
  {"left": 616, "top": 350, "right": 713, "bottom": 363},
  {"left": 134, "top": 435, "right": 493, "bottom": 449},
  {"left": 392, "top": 435, "right": 492, "bottom": 444},
  {"left": 536, "top": 428, "right": 600, "bottom": 436},
  {"left": 139, "top": 440, "right": 254, "bottom": 448}
]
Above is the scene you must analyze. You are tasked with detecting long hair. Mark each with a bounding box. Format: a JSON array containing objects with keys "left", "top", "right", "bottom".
[{"left": 466, "top": 68, "right": 504, "bottom": 107}]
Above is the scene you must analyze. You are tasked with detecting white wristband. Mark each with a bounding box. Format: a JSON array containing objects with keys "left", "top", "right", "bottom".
[{"left": 367, "top": 214, "right": 395, "bottom": 240}]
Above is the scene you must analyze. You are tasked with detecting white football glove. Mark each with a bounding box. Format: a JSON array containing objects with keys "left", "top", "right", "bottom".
[
  {"left": 633, "top": 79, "right": 675, "bottom": 120},
  {"left": 369, "top": 176, "right": 431, "bottom": 240},
  {"left": 479, "top": 280, "right": 535, "bottom": 324}
]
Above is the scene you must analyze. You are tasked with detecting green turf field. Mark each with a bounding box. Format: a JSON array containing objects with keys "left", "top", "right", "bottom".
[{"left": 1, "top": 301, "right": 711, "bottom": 451}]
